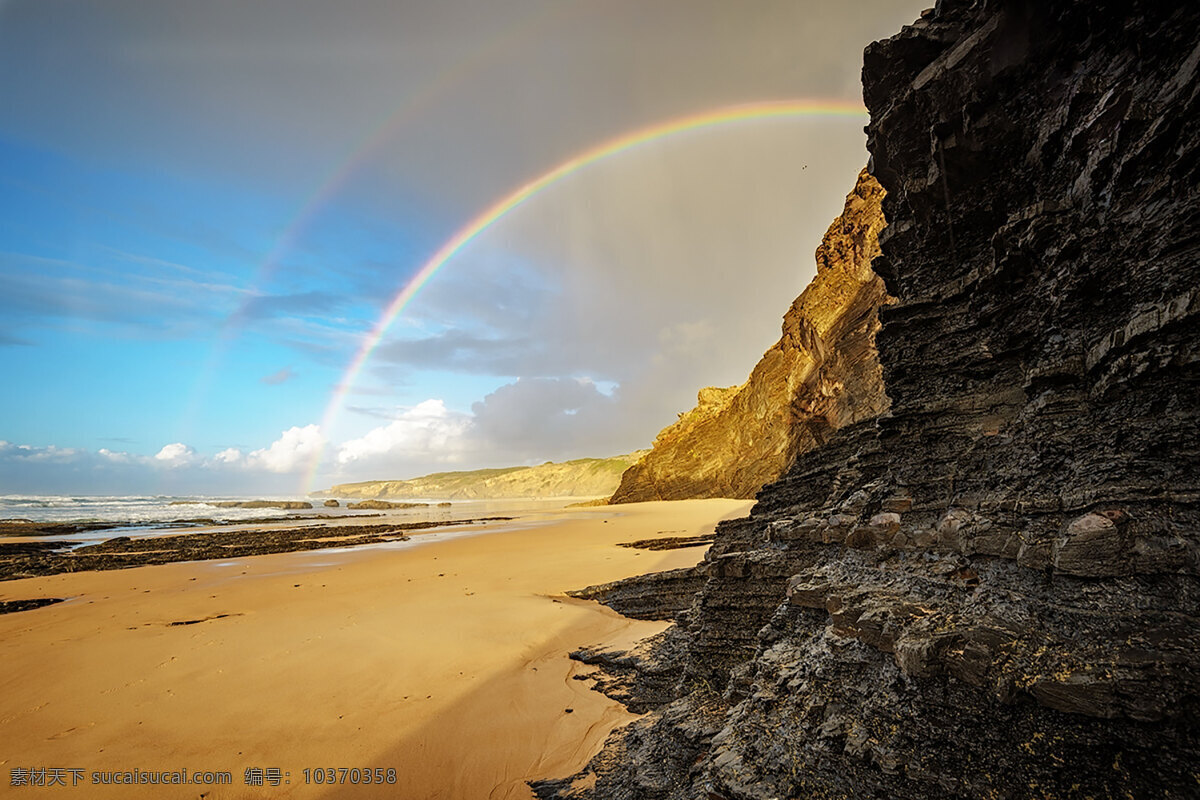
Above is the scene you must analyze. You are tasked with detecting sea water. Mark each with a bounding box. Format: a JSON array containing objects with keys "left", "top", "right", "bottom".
[
  {"left": 0, "top": 494, "right": 570, "bottom": 549},
  {"left": 0, "top": 495, "right": 316, "bottom": 525}
]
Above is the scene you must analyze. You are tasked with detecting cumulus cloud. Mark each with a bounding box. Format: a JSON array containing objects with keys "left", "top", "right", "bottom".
[
  {"left": 469, "top": 377, "right": 622, "bottom": 459},
  {"left": 154, "top": 442, "right": 196, "bottom": 467},
  {"left": 336, "top": 400, "right": 471, "bottom": 467},
  {"left": 0, "top": 441, "right": 84, "bottom": 464},
  {"left": 97, "top": 448, "right": 140, "bottom": 464},
  {"left": 362, "top": 125, "right": 878, "bottom": 455},
  {"left": 321, "top": 380, "right": 633, "bottom": 481},
  {"left": 0, "top": 431, "right": 333, "bottom": 493},
  {"left": 0, "top": 367, "right": 676, "bottom": 493},
  {"left": 0, "top": 441, "right": 156, "bottom": 494},
  {"left": 0, "top": 1, "right": 936, "bottom": 496},
  {"left": 245, "top": 425, "right": 325, "bottom": 473},
  {"left": 213, "top": 447, "right": 244, "bottom": 465}
]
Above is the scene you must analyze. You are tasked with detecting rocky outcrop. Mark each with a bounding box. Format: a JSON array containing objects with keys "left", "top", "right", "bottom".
[
  {"left": 169, "top": 500, "right": 313, "bottom": 510},
  {"left": 566, "top": 628, "right": 691, "bottom": 714},
  {"left": 537, "top": 2, "right": 1200, "bottom": 798},
  {"left": 345, "top": 500, "right": 428, "bottom": 510},
  {"left": 610, "top": 170, "right": 890, "bottom": 503},
  {"left": 567, "top": 567, "right": 707, "bottom": 621},
  {"left": 0, "top": 518, "right": 517, "bottom": 580},
  {"left": 320, "top": 453, "right": 644, "bottom": 500},
  {"left": 0, "top": 598, "right": 64, "bottom": 615},
  {"left": 569, "top": 628, "right": 691, "bottom": 714}
]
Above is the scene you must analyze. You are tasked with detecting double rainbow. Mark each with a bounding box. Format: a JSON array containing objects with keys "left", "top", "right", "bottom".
[
  {"left": 177, "top": 4, "right": 577, "bottom": 443},
  {"left": 303, "top": 98, "right": 867, "bottom": 490}
]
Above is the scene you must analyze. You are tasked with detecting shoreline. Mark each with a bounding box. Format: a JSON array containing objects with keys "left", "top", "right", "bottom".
[
  {"left": 0, "top": 516, "right": 516, "bottom": 583},
  {"left": 0, "top": 498, "right": 750, "bottom": 798},
  {"left": 0, "top": 498, "right": 621, "bottom": 582}
]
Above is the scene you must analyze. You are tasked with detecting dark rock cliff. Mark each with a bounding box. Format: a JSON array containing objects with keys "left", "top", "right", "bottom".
[
  {"left": 535, "top": 1, "right": 1200, "bottom": 798},
  {"left": 610, "top": 170, "right": 889, "bottom": 503}
]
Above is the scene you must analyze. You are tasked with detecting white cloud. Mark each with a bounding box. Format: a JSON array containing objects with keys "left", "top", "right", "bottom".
[
  {"left": 323, "top": 381, "right": 635, "bottom": 482},
  {"left": 336, "top": 399, "right": 471, "bottom": 466},
  {"left": 245, "top": 425, "right": 325, "bottom": 473},
  {"left": 154, "top": 442, "right": 195, "bottom": 467},
  {"left": 0, "top": 441, "right": 85, "bottom": 464},
  {"left": 31, "top": 446, "right": 84, "bottom": 463},
  {"left": 213, "top": 447, "right": 243, "bottom": 465},
  {"left": 0, "top": 430, "right": 325, "bottom": 494},
  {"left": 97, "top": 448, "right": 140, "bottom": 464}
]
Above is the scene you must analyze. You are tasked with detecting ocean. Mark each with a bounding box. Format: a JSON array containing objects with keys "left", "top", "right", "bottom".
[
  {"left": 0, "top": 495, "right": 321, "bottom": 525},
  {"left": 0, "top": 494, "right": 541, "bottom": 550}
]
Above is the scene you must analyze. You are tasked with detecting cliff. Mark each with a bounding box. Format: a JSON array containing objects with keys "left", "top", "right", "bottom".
[
  {"left": 318, "top": 453, "right": 644, "bottom": 500},
  {"left": 610, "top": 170, "right": 889, "bottom": 503},
  {"left": 536, "top": 2, "right": 1200, "bottom": 798}
]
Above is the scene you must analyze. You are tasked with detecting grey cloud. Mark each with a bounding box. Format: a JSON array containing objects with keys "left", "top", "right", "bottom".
[
  {"left": 363, "top": 122, "right": 879, "bottom": 442},
  {"left": 0, "top": 0, "right": 927, "bottom": 216},
  {"left": 467, "top": 377, "right": 629, "bottom": 463},
  {"left": 1, "top": 0, "right": 934, "bottom": 489},
  {"left": 230, "top": 291, "right": 342, "bottom": 323},
  {"left": 326, "top": 375, "right": 652, "bottom": 484},
  {"left": 0, "top": 269, "right": 217, "bottom": 333},
  {"left": 261, "top": 366, "right": 296, "bottom": 385},
  {"left": 373, "top": 330, "right": 535, "bottom": 376},
  {"left": 344, "top": 405, "right": 409, "bottom": 421}
]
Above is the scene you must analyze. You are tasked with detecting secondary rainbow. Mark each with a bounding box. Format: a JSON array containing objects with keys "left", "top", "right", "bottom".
[
  {"left": 303, "top": 98, "right": 867, "bottom": 490},
  {"left": 176, "top": 4, "right": 579, "bottom": 444}
]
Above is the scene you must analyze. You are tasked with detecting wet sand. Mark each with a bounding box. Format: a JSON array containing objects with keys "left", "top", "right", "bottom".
[{"left": 0, "top": 499, "right": 750, "bottom": 799}]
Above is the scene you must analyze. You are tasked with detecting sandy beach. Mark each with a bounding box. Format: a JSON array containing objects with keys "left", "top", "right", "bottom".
[{"left": 0, "top": 499, "right": 750, "bottom": 799}]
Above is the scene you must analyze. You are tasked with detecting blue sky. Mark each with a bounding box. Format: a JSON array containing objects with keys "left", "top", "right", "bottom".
[{"left": 0, "top": 0, "right": 925, "bottom": 495}]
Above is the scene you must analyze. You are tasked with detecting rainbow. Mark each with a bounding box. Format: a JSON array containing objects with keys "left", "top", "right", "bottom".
[
  {"left": 303, "top": 98, "right": 867, "bottom": 490},
  {"left": 175, "top": 3, "right": 578, "bottom": 444}
]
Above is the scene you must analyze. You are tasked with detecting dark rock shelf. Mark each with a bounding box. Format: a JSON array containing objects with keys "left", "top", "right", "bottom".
[{"left": 0, "top": 518, "right": 512, "bottom": 581}]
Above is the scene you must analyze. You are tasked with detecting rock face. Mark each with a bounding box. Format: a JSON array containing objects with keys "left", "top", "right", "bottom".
[
  {"left": 536, "top": 3, "right": 1200, "bottom": 798},
  {"left": 321, "top": 453, "right": 644, "bottom": 501},
  {"left": 610, "top": 170, "right": 889, "bottom": 503}
]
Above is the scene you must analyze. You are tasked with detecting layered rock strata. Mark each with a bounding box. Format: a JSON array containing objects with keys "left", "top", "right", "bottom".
[
  {"left": 610, "top": 170, "right": 889, "bottom": 502},
  {"left": 567, "top": 566, "right": 707, "bottom": 621},
  {"left": 536, "top": 2, "right": 1200, "bottom": 797}
]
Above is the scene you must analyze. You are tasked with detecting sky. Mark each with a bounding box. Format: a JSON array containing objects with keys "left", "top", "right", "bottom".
[{"left": 0, "top": 0, "right": 925, "bottom": 496}]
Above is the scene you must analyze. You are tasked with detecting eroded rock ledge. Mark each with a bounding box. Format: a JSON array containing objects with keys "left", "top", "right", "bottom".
[
  {"left": 535, "top": 1, "right": 1200, "bottom": 797},
  {"left": 568, "top": 567, "right": 707, "bottom": 621}
]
